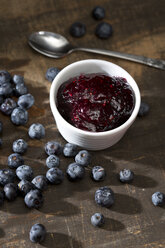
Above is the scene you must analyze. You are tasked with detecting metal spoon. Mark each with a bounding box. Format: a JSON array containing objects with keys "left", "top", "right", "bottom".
[{"left": 28, "top": 31, "right": 165, "bottom": 70}]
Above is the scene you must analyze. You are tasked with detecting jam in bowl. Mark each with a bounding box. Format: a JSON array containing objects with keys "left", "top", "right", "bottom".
[
  {"left": 50, "top": 59, "right": 141, "bottom": 150},
  {"left": 57, "top": 73, "right": 135, "bottom": 132}
]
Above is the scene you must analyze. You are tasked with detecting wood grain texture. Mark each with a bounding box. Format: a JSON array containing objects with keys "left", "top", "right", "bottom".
[{"left": 0, "top": 0, "right": 165, "bottom": 247}]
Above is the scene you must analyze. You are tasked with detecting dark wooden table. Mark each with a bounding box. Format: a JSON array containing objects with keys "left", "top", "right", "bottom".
[{"left": 0, "top": 0, "right": 165, "bottom": 247}]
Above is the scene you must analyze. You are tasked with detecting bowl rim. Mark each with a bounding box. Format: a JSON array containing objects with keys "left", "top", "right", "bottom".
[{"left": 50, "top": 59, "right": 141, "bottom": 137}]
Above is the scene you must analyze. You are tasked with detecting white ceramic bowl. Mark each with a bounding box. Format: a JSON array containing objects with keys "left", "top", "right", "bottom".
[{"left": 50, "top": 59, "right": 141, "bottom": 150}]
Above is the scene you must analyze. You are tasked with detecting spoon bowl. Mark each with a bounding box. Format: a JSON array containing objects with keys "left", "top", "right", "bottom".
[{"left": 28, "top": 31, "right": 74, "bottom": 58}]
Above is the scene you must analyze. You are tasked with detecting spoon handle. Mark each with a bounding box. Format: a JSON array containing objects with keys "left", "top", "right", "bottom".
[{"left": 75, "top": 47, "right": 165, "bottom": 70}]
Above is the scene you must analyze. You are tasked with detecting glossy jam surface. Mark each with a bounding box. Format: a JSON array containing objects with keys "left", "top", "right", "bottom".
[{"left": 57, "top": 73, "right": 135, "bottom": 132}]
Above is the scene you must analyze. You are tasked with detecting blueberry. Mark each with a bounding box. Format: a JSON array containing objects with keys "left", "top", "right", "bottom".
[
  {"left": 24, "top": 189, "right": 43, "bottom": 209},
  {"left": 66, "top": 163, "right": 85, "bottom": 181},
  {"left": 32, "top": 175, "right": 48, "bottom": 191},
  {"left": 70, "top": 22, "right": 86, "bottom": 37},
  {"left": 95, "top": 22, "right": 113, "bottom": 39},
  {"left": 91, "top": 166, "right": 106, "bottom": 181},
  {"left": 0, "top": 121, "right": 2, "bottom": 133},
  {"left": 45, "top": 141, "right": 62, "bottom": 156},
  {"left": 119, "top": 169, "right": 134, "bottom": 183},
  {"left": 46, "top": 155, "right": 60, "bottom": 168},
  {"left": 75, "top": 150, "right": 91, "bottom": 167},
  {"left": 16, "top": 165, "right": 33, "bottom": 181},
  {"left": 0, "top": 96, "right": 3, "bottom": 105},
  {"left": 17, "top": 93, "right": 34, "bottom": 109},
  {"left": 91, "top": 213, "right": 105, "bottom": 227},
  {"left": 0, "top": 98, "right": 17, "bottom": 115},
  {"left": 12, "top": 75, "right": 24, "bottom": 85},
  {"left": 46, "top": 167, "right": 64, "bottom": 184},
  {"left": 95, "top": 186, "right": 114, "bottom": 207},
  {"left": 12, "top": 139, "right": 28, "bottom": 154},
  {"left": 63, "top": 143, "right": 78, "bottom": 157},
  {"left": 0, "top": 169, "right": 16, "bottom": 186},
  {"left": 0, "top": 70, "right": 11, "bottom": 84},
  {"left": 4, "top": 183, "right": 18, "bottom": 201},
  {"left": 152, "top": 192, "right": 165, "bottom": 206},
  {"left": 45, "top": 67, "right": 60, "bottom": 82},
  {"left": 28, "top": 123, "right": 45, "bottom": 139},
  {"left": 138, "top": 102, "right": 150, "bottom": 117},
  {"left": 0, "top": 82, "right": 13, "bottom": 97},
  {"left": 29, "top": 223, "right": 46, "bottom": 243},
  {"left": 11, "top": 107, "right": 28, "bottom": 125},
  {"left": 7, "top": 153, "right": 24, "bottom": 169},
  {"left": 92, "top": 6, "right": 105, "bottom": 20},
  {"left": 18, "top": 179, "right": 36, "bottom": 196},
  {"left": 14, "top": 83, "right": 28, "bottom": 96},
  {"left": 0, "top": 191, "right": 5, "bottom": 205}
]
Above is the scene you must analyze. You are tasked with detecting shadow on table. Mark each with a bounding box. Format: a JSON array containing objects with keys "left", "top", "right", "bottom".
[
  {"left": 0, "top": 227, "right": 5, "bottom": 238},
  {"left": 132, "top": 174, "right": 158, "bottom": 188},
  {"left": 0, "top": 197, "right": 30, "bottom": 215},
  {"left": 40, "top": 199, "right": 80, "bottom": 216},
  {"left": 1, "top": 57, "right": 31, "bottom": 70},
  {"left": 102, "top": 218, "right": 125, "bottom": 232},
  {"left": 111, "top": 193, "right": 142, "bottom": 215},
  {"left": 42, "top": 232, "right": 83, "bottom": 248}
]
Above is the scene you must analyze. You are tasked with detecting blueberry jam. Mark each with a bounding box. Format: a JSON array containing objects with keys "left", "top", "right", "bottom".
[{"left": 57, "top": 73, "right": 135, "bottom": 132}]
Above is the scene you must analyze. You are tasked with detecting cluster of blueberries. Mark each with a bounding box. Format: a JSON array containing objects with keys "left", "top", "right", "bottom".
[
  {"left": 0, "top": 70, "right": 35, "bottom": 147},
  {"left": 69, "top": 6, "right": 113, "bottom": 39}
]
